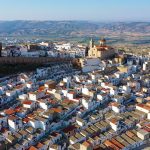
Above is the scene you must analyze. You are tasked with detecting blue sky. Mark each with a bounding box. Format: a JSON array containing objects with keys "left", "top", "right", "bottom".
[{"left": 0, "top": 0, "right": 150, "bottom": 21}]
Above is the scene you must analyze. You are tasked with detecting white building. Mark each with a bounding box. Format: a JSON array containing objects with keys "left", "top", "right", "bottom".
[{"left": 55, "top": 43, "right": 71, "bottom": 50}]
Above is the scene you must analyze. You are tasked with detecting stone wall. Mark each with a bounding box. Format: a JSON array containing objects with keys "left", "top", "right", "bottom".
[{"left": 0, "top": 57, "right": 72, "bottom": 64}]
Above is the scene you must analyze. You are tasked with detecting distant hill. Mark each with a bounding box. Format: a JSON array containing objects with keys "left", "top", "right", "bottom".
[{"left": 0, "top": 21, "right": 150, "bottom": 37}]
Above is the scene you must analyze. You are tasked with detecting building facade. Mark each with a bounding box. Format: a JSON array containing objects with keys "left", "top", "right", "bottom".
[{"left": 88, "top": 38, "right": 115, "bottom": 59}]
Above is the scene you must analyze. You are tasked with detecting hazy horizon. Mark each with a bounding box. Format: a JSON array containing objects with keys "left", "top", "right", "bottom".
[{"left": 0, "top": 20, "right": 150, "bottom": 23}]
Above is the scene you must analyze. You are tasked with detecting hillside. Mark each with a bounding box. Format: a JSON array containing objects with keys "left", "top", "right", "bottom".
[
  {"left": 0, "top": 21, "right": 150, "bottom": 45},
  {"left": 0, "top": 21, "right": 150, "bottom": 36}
]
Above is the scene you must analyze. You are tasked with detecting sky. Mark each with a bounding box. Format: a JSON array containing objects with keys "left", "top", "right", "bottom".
[{"left": 0, "top": 0, "right": 150, "bottom": 21}]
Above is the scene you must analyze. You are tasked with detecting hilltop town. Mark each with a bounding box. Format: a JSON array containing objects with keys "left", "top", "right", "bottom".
[{"left": 0, "top": 37, "right": 150, "bottom": 150}]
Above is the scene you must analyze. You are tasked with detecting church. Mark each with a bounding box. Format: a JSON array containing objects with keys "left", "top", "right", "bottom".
[{"left": 88, "top": 38, "right": 115, "bottom": 59}]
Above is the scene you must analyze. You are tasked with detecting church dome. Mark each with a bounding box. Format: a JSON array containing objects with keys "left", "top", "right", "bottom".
[{"left": 100, "top": 38, "right": 106, "bottom": 46}]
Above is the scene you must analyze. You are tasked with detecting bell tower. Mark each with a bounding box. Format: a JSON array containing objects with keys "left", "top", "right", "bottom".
[{"left": 89, "top": 38, "right": 94, "bottom": 48}]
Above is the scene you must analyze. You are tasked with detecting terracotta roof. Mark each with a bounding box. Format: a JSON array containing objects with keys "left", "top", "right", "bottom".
[
  {"left": 36, "top": 142, "right": 43, "bottom": 149},
  {"left": 8, "top": 115, "right": 17, "bottom": 120},
  {"left": 69, "top": 91, "right": 75, "bottom": 94},
  {"left": 23, "top": 118, "right": 29, "bottom": 123},
  {"left": 126, "top": 131, "right": 135, "bottom": 138},
  {"left": 15, "top": 84, "right": 24, "bottom": 89},
  {"left": 5, "top": 109, "right": 15, "bottom": 115},
  {"left": 51, "top": 108, "right": 63, "bottom": 113},
  {"left": 23, "top": 100, "right": 33, "bottom": 105},
  {"left": 111, "top": 102, "right": 119, "bottom": 107},
  {"left": 27, "top": 114, "right": 35, "bottom": 119},
  {"left": 28, "top": 146, "right": 38, "bottom": 150},
  {"left": 137, "top": 103, "right": 150, "bottom": 111},
  {"left": 14, "top": 106, "right": 21, "bottom": 112},
  {"left": 104, "top": 140, "right": 120, "bottom": 150},
  {"left": 63, "top": 99, "right": 75, "bottom": 104},
  {"left": 142, "top": 127, "right": 150, "bottom": 132},
  {"left": 82, "top": 141, "right": 92, "bottom": 147},
  {"left": 96, "top": 45, "right": 113, "bottom": 51},
  {"left": 38, "top": 86, "right": 45, "bottom": 92},
  {"left": 111, "top": 138, "right": 124, "bottom": 149},
  {"left": 104, "top": 140, "right": 113, "bottom": 147},
  {"left": 109, "top": 118, "right": 118, "bottom": 125}
]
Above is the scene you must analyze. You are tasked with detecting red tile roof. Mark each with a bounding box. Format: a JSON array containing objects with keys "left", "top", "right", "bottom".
[
  {"left": 5, "top": 109, "right": 15, "bottom": 115},
  {"left": 51, "top": 108, "right": 63, "bottom": 113},
  {"left": 111, "top": 138, "right": 124, "bottom": 149},
  {"left": 28, "top": 146, "right": 38, "bottom": 150},
  {"left": 23, "top": 100, "right": 33, "bottom": 105},
  {"left": 126, "top": 131, "right": 135, "bottom": 138},
  {"left": 109, "top": 118, "right": 118, "bottom": 125},
  {"left": 137, "top": 103, "right": 150, "bottom": 111},
  {"left": 36, "top": 142, "right": 43, "bottom": 149},
  {"left": 104, "top": 140, "right": 120, "bottom": 150},
  {"left": 8, "top": 115, "right": 18, "bottom": 121},
  {"left": 23, "top": 117, "right": 29, "bottom": 123},
  {"left": 142, "top": 127, "right": 150, "bottom": 132}
]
